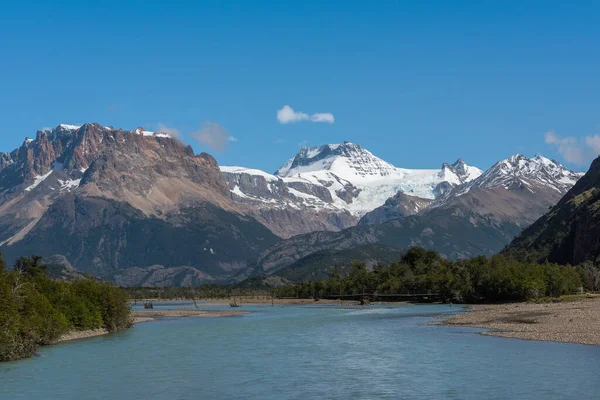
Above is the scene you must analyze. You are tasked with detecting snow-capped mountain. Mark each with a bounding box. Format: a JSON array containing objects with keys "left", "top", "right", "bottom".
[
  {"left": 221, "top": 142, "right": 483, "bottom": 237},
  {"left": 446, "top": 154, "right": 582, "bottom": 199},
  {"left": 274, "top": 142, "right": 482, "bottom": 204},
  {"left": 414, "top": 153, "right": 585, "bottom": 229},
  {"left": 275, "top": 142, "right": 400, "bottom": 179},
  {"left": 348, "top": 153, "right": 582, "bottom": 228},
  {"left": 253, "top": 154, "right": 584, "bottom": 276},
  {"left": 439, "top": 158, "right": 483, "bottom": 186}
]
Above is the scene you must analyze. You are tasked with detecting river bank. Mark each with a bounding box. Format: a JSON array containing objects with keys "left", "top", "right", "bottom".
[
  {"left": 437, "top": 295, "right": 600, "bottom": 345},
  {"left": 131, "top": 297, "right": 358, "bottom": 305},
  {"left": 56, "top": 309, "right": 248, "bottom": 343}
]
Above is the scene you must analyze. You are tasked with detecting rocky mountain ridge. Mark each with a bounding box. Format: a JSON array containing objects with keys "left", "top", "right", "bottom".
[
  {"left": 362, "top": 154, "right": 581, "bottom": 227},
  {"left": 0, "top": 123, "right": 279, "bottom": 285}
]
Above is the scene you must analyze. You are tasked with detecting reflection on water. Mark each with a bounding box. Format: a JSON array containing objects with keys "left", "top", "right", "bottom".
[{"left": 1, "top": 304, "right": 599, "bottom": 400}]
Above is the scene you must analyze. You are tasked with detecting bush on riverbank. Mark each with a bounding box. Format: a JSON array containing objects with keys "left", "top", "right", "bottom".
[
  {"left": 274, "top": 247, "right": 583, "bottom": 303},
  {"left": 0, "top": 254, "right": 131, "bottom": 362}
]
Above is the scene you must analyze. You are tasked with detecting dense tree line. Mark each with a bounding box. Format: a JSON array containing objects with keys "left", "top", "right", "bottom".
[
  {"left": 0, "top": 254, "right": 131, "bottom": 362},
  {"left": 274, "top": 247, "right": 587, "bottom": 303}
]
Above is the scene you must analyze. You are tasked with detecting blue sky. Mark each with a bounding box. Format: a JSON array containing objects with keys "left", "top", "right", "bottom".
[{"left": 1, "top": 0, "right": 599, "bottom": 172}]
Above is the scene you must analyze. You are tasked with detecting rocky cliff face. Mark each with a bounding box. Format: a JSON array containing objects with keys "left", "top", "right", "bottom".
[
  {"left": 221, "top": 167, "right": 358, "bottom": 238},
  {"left": 0, "top": 124, "right": 279, "bottom": 285}
]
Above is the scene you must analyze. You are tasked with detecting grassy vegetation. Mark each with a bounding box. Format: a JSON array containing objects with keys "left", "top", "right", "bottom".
[{"left": 0, "top": 254, "right": 131, "bottom": 362}]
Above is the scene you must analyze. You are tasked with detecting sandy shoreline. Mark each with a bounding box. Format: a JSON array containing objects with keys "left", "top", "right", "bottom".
[
  {"left": 56, "top": 328, "right": 112, "bottom": 343},
  {"left": 55, "top": 309, "right": 247, "bottom": 343},
  {"left": 437, "top": 296, "right": 600, "bottom": 346}
]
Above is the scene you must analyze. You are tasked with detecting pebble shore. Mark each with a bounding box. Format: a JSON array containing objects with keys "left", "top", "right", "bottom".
[{"left": 438, "top": 297, "right": 600, "bottom": 345}]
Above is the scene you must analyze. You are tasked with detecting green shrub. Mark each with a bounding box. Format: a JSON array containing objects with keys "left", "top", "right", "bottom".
[{"left": 0, "top": 254, "right": 131, "bottom": 362}]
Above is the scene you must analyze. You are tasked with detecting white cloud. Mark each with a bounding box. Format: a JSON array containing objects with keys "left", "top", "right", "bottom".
[
  {"left": 277, "top": 105, "right": 308, "bottom": 123},
  {"left": 310, "top": 113, "right": 335, "bottom": 123},
  {"left": 277, "top": 105, "right": 334, "bottom": 124},
  {"left": 190, "top": 121, "right": 235, "bottom": 152},
  {"left": 585, "top": 134, "right": 600, "bottom": 153},
  {"left": 156, "top": 123, "right": 182, "bottom": 139},
  {"left": 545, "top": 130, "right": 600, "bottom": 166}
]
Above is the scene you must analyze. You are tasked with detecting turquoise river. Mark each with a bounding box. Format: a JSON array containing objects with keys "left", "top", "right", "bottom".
[{"left": 1, "top": 303, "right": 599, "bottom": 399}]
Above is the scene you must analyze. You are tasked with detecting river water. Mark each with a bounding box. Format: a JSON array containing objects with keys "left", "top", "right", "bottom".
[{"left": 1, "top": 303, "right": 599, "bottom": 399}]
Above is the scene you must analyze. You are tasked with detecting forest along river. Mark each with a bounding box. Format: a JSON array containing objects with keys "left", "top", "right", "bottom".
[{"left": 1, "top": 303, "right": 599, "bottom": 400}]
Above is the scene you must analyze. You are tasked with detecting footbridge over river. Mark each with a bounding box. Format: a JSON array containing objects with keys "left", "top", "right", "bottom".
[{"left": 322, "top": 293, "right": 443, "bottom": 302}]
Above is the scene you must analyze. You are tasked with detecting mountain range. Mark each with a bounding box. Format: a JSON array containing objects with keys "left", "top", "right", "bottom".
[
  {"left": 221, "top": 143, "right": 483, "bottom": 237},
  {"left": 0, "top": 123, "right": 584, "bottom": 285}
]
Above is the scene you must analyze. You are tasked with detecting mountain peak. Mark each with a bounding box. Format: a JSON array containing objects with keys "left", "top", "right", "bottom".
[
  {"left": 274, "top": 141, "right": 396, "bottom": 180},
  {"left": 295, "top": 141, "right": 362, "bottom": 160},
  {"left": 439, "top": 158, "right": 482, "bottom": 186},
  {"left": 455, "top": 153, "right": 580, "bottom": 196},
  {"left": 2, "top": 123, "right": 189, "bottom": 190},
  {"left": 29, "top": 123, "right": 176, "bottom": 144}
]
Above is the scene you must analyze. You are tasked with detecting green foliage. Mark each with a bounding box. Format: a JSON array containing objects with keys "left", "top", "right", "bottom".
[
  {"left": 0, "top": 253, "right": 131, "bottom": 362},
  {"left": 276, "top": 245, "right": 405, "bottom": 282},
  {"left": 274, "top": 247, "right": 584, "bottom": 304}
]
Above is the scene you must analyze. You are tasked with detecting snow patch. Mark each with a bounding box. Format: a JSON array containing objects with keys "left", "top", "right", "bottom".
[
  {"left": 134, "top": 128, "right": 172, "bottom": 139},
  {"left": 59, "top": 124, "right": 81, "bottom": 130},
  {"left": 25, "top": 170, "right": 54, "bottom": 192},
  {"left": 231, "top": 185, "right": 249, "bottom": 198},
  {"left": 58, "top": 178, "right": 81, "bottom": 191},
  {"left": 221, "top": 166, "right": 280, "bottom": 182}
]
